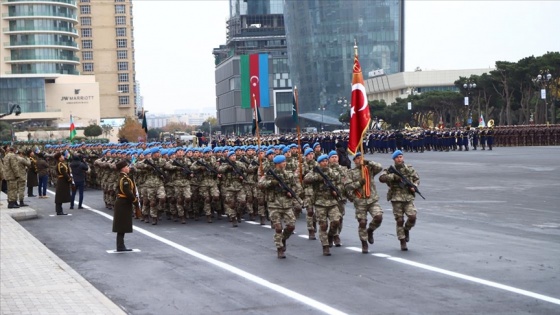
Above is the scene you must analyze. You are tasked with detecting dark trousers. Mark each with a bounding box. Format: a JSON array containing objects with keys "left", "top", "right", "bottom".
[
  {"left": 27, "top": 186, "right": 35, "bottom": 197},
  {"left": 56, "top": 203, "right": 63, "bottom": 214},
  {"left": 71, "top": 181, "right": 84, "bottom": 208},
  {"left": 38, "top": 175, "right": 48, "bottom": 196}
]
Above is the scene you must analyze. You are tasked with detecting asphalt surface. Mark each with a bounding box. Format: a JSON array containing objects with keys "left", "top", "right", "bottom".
[{"left": 19, "top": 146, "right": 560, "bottom": 315}]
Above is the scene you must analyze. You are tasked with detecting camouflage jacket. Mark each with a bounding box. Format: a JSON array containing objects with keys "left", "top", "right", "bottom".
[
  {"left": 381, "top": 163, "right": 419, "bottom": 202},
  {"left": 344, "top": 160, "right": 383, "bottom": 204},
  {"left": 258, "top": 168, "right": 301, "bottom": 209},
  {"left": 217, "top": 159, "right": 247, "bottom": 191},
  {"left": 303, "top": 165, "right": 340, "bottom": 207}
]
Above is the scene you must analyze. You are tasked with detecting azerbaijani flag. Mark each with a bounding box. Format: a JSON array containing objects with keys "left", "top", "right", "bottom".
[
  {"left": 69, "top": 115, "right": 77, "bottom": 141},
  {"left": 240, "top": 54, "right": 270, "bottom": 109}
]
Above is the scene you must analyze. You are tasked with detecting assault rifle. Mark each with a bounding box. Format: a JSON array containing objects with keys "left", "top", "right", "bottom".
[
  {"left": 240, "top": 156, "right": 258, "bottom": 166},
  {"left": 266, "top": 169, "right": 303, "bottom": 206},
  {"left": 172, "top": 159, "right": 193, "bottom": 176},
  {"left": 312, "top": 166, "right": 343, "bottom": 201},
  {"left": 145, "top": 159, "right": 169, "bottom": 182},
  {"left": 220, "top": 158, "right": 246, "bottom": 181},
  {"left": 195, "top": 159, "right": 218, "bottom": 175},
  {"left": 388, "top": 165, "right": 425, "bottom": 199}
]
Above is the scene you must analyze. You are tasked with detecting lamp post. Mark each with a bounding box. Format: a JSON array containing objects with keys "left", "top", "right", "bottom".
[
  {"left": 533, "top": 70, "right": 553, "bottom": 124},
  {"left": 463, "top": 81, "right": 476, "bottom": 126},
  {"left": 318, "top": 106, "right": 326, "bottom": 132}
]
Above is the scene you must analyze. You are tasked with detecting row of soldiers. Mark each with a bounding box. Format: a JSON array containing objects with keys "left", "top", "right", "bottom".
[{"left": 66, "top": 140, "right": 419, "bottom": 258}]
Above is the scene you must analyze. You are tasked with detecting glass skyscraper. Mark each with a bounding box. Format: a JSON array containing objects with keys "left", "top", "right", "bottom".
[{"left": 284, "top": 0, "right": 405, "bottom": 117}]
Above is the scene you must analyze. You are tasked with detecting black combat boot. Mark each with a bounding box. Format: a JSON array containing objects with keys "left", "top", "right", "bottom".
[
  {"left": 361, "top": 240, "right": 369, "bottom": 254},
  {"left": 367, "top": 228, "right": 374, "bottom": 244}
]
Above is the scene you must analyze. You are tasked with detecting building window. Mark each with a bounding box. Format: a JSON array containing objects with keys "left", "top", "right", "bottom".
[
  {"left": 115, "top": 5, "right": 126, "bottom": 14},
  {"left": 118, "top": 84, "right": 129, "bottom": 93},
  {"left": 82, "top": 51, "right": 93, "bottom": 60},
  {"left": 80, "top": 5, "right": 91, "bottom": 14},
  {"left": 82, "top": 40, "right": 92, "bottom": 49},
  {"left": 116, "top": 39, "right": 127, "bottom": 48},
  {"left": 81, "top": 17, "right": 91, "bottom": 25},
  {"left": 116, "top": 28, "right": 126, "bottom": 37},
  {"left": 116, "top": 16, "right": 126, "bottom": 25},
  {"left": 81, "top": 0, "right": 90, "bottom": 2},
  {"left": 115, "top": 0, "right": 125, "bottom": 2},
  {"left": 83, "top": 63, "right": 93, "bottom": 72},
  {"left": 117, "top": 50, "right": 127, "bottom": 59},
  {"left": 117, "top": 62, "right": 128, "bottom": 71},
  {"left": 81, "top": 28, "right": 92, "bottom": 37},
  {"left": 118, "top": 73, "right": 129, "bottom": 82},
  {"left": 119, "top": 96, "right": 129, "bottom": 105}
]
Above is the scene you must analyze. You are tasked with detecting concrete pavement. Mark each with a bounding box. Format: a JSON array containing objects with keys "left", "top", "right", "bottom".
[{"left": 0, "top": 192, "right": 126, "bottom": 315}]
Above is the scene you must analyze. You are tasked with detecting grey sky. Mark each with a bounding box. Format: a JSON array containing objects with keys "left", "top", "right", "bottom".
[{"left": 133, "top": 0, "right": 560, "bottom": 116}]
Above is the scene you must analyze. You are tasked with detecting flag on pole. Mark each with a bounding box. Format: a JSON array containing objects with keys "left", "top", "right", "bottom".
[
  {"left": 479, "top": 114, "right": 486, "bottom": 128},
  {"left": 69, "top": 115, "right": 77, "bottom": 141},
  {"left": 252, "top": 96, "right": 262, "bottom": 135},
  {"left": 141, "top": 107, "right": 148, "bottom": 134},
  {"left": 292, "top": 86, "right": 299, "bottom": 125},
  {"left": 240, "top": 54, "right": 270, "bottom": 109},
  {"left": 348, "top": 44, "right": 371, "bottom": 155}
]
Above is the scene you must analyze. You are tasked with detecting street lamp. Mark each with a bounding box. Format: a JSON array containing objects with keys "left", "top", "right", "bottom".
[
  {"left": 463, "top": 81, "right": 476, "bottom": 126},
  {"left": 533, "top": 70, "right": 553, "bottom": 124},
  {"left": 318, "top": 106, "right": 326, "bottom": 132}
]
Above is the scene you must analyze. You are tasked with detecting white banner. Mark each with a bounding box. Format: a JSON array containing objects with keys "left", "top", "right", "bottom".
[
  {"left": 407, "top": 102, "right": 412, "bottom": 110},
  {"left": 464, "top": 97, "right": 469, "bottom": 106},
  {"left": 541, "top": 89, "right": 546, "bottom": 100}
]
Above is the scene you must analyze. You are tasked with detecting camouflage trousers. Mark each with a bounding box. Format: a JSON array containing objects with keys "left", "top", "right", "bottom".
[
  {"left": 391, "top": 201, "right": 417, "bottom": 240},
  {"left": 197, "top": 185, "right": 219, "bottom": 216},
  {"left": 164, "top": 184, "right": 176, "bottom": 215},
  {"left": 6, "top": 180, "right": 18, "bottom": 202},
  {"left": 170, "top": 185, "right": 192, "bottom": 217},
  {"left": 334, "top": 200, "right": 346, "bottom": 237},
  {"left": 315, "top": 204, "right": 342, "bottom": 247},
  {"left": 223, "top": 188, "right": 246, "bottom": 219},
  {"left": 144, "top": 186, "right": 166, "bottom": 218},
  {"left": 17, "top": 180, "right": 26, "bottom": 202},
  {"left": 140, "top": 186, "right": 149, "bottom": 216},
  {"left": 355, "top": 201, "right": 383, "bottom": 242},
  {"left": 245, "top": 183, "right": 258, "bottom": 215},
  {"left": 269, "top": 207, "right": 296, "bottom": 249},
  {"left": 304, "top": 196, "right": 316, "bottom": 232},
  {"left": 256, "top": 186, "right": 266, "bottom": 217}
]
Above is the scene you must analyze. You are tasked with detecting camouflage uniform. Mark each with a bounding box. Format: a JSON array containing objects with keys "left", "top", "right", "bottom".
[
  {"left": 329, "top": 161, "right": 348, "bottom": 245},
  {"left": 136, "top": 157, "right": 167, "bottom": 224},
  {"left": 217, "top": 156, "right": 247, "bottom": 226},
  {"left": 344, "top": 158, "right": 384, "bottom": 253},
  {"left": 16, "top": 154, "right": 31, "bottom": 204},
  {"left": 304, "top": 164, "right": 342, "bottom": 256},
  {"left": 164, "top": 156, "right": 192, "bottom": 224},
  {"left": 258, "top": 166, "right": 300, "bottom": 258},
  {"left": 379, "top": 163, "right": 420, "bottom": 251},
  {"left": 302, "top": 157, "right": 318, "bottom": 238},
  {"left": 3, "top": 151, "right": 21, "bottom": 206},
  {"left": 190, "top": 156, "right": 220, "bottom": 220}
]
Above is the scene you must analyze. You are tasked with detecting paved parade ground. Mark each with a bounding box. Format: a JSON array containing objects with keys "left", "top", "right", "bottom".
[{"left": 3, "top": 146, "right": 560, "bottom": 314}]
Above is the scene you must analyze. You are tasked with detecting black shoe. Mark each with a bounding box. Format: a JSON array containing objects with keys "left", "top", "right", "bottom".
[
  {"left": 19, "top": 202, "right": 28, "bottom": 207},
  {"left": 8, "top": 202, "right": 20, "bottom": 209},
  {"left": 404, "top": 229, "right": 410, "bottom": 242},
  {"left": 28, "top": 195, "right": 37, "bottom": 197},
  {"left": 69, "top": 207, "right": 74, "bottom": 209},
  {"left": 57, "top": 212, "right": 68, "bottom": 216},
  {"left": 78, "top": 206, "right": 84, "bottom": 209},
  {"left": 116, "top": 247, "right": 133, "bottom": 252}
]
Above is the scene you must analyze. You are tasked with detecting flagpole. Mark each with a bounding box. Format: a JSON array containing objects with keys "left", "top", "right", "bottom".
[
  {"left": 294, "top": 86, "right": 303, "bottom": 184},
  {"left": 253, "top": 95, "right": 263, "bottom": 176}
]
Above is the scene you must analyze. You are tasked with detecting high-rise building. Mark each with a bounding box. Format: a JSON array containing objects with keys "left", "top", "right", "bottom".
[
  {"left": 213, "top": 0, "right": 292, "bottom": 135},
  {"left": 76, "top": 0, "right": 136, "bottom": 119},
  {"left": 0, "top": 0, "right": 100, "bottom": 127},
  {"left": 284, "top": 0, "right": 405, "bottom": 118}
]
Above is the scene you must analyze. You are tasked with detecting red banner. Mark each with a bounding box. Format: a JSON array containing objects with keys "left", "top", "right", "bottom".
[{"left": 348, "top": 50, "right": 371, "bottom": 155}]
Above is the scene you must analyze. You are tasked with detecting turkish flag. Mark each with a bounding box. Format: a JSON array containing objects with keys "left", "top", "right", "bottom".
[{"left": 348, "top": 50, "right": 371, "bottom": 155}]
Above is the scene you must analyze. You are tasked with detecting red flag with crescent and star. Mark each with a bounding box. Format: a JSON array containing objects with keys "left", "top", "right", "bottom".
[{"left": 348, "top": 46, "right": 371, "bottom": 155}]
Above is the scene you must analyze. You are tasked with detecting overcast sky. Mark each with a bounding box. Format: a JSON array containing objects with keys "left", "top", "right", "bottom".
[{"left": 133, "top": 0, "right": 560, "bottom": 116}]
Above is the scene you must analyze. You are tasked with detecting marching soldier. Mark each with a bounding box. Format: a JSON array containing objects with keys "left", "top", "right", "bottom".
[
  {"left": 328, "top": 150, "right": 348, "bottom": 247},
  {"left": 379, "top": 150, "right": 420, "bottom": 251},
  {"left": 218, "top": 151, "right": 247, "bottom": 226},
  {"left": 344, "top": 152, "right": 383, "bottom": 253}
]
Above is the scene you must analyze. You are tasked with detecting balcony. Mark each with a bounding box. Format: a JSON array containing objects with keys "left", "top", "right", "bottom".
[
  {"left": 5, "top": 55, "right": 80, "bottom": 62},
  {"left": 5, "top": 40, "right": 78, "bottom": 48},
  {"left": 2, "top": 12, "right": 77, "bottom": 21},
  {"left": 3, "top": 26, "right": 78, "bottom": 35},
  {"left": 7, "top": 68, "right": 80, "bottom": 75},
  {"left": 1, "top": 0, "right": 77, "bottom": 8}
]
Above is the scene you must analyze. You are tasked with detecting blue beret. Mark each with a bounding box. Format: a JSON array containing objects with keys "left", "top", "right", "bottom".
[
  {"left": 273, "top": 155, "right": 286, "bottom": 164},
  {"left": 304, "top": 148, "right": 314, "bottom": 156},
  {"left": 392, "top": 150, "right": 403, "bottom": 159},
  {"left": 282, "top": 146, "right": 290, "bottom": 154},
  {"left": 353, "top": 152, "right": 362, "bottom": 160},
  {"left": 328, "top": 150, "right": 337, "bottom": 158},
  {"left": 303, "top": 144, "right": 310, "bottom": 149},
  {"left": 143, "top": 149, "right": 151, "bottom": 155},
  {"left": 160, "top": 149, "right": 168, "bottom": 155},
  {"left": 266, "top": 149, "right": 275, "bottom": 156},
  {"left": 317, "top": 155, "right": 328, "bottom": 163},
  {"left": 227, "top": 151, "right": 235, "bottom": 158},
  {"left": 313, "top": 142, "right": 320, "bottom": 149},
  {"left": 203, "top": 147, "right": 212, "bottom": 153}
]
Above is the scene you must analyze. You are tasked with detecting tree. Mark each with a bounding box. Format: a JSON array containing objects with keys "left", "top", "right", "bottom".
[
  {"left": 0, "top": 121, "right": 11, "bottom": 141},
  {"left": 199, "top": 117, "right": 218, "bottom": 134},
  {"left": 147, "top": 127, "right": 163, "bottom": 140},
  {"left": 83, "top": 124, "right": 102, "bottom": 138},
  {"left": 101, "top": 124, "right": 113, "bottom": 138},
  {"left": 118, "top": 116, "right": 146, "bottom": 142},
  {"left": 162, "top": 121, "right": 189, "bottom": 132}
]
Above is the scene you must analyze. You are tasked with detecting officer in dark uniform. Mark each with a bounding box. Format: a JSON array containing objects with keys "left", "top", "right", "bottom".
[{"left": 113, "top": 159, "right": 139, "bottom": 252}]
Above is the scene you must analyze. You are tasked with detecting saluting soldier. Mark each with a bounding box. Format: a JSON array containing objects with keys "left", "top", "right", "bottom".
[
  {"left": 344, "top": 152, "right": 383, "bottom": 253},
  {"left": 379, "top": 150, "right": 420, "bottom": 251},
  {"left": 112, "top": 160, "right": 139, "bottom": 252}
]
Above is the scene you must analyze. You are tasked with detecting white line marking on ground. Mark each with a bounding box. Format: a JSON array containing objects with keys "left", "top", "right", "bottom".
[
  {"left": 298, "top": 235, "right": 309, "bottom": 239},
  {"left": 46, "top": 190, "right": 560, "bottom": 307},
  {"left": 49, "top": 193, "right": 347, "bottom": 315},
  {"left": 48, "top": 214, "right": 72, "bottom": 216},
  {"left": 244, "top": 221, "right": 260, "bottom": 225},
  {"left": 106, "top": 249, "right": 141, "bottom": 254},
  {"left": 345, "top": 247, "right": 362, "bottom": 252},
  {"left": 387, "top": 257, "right": 560, "bottom": 306}
]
